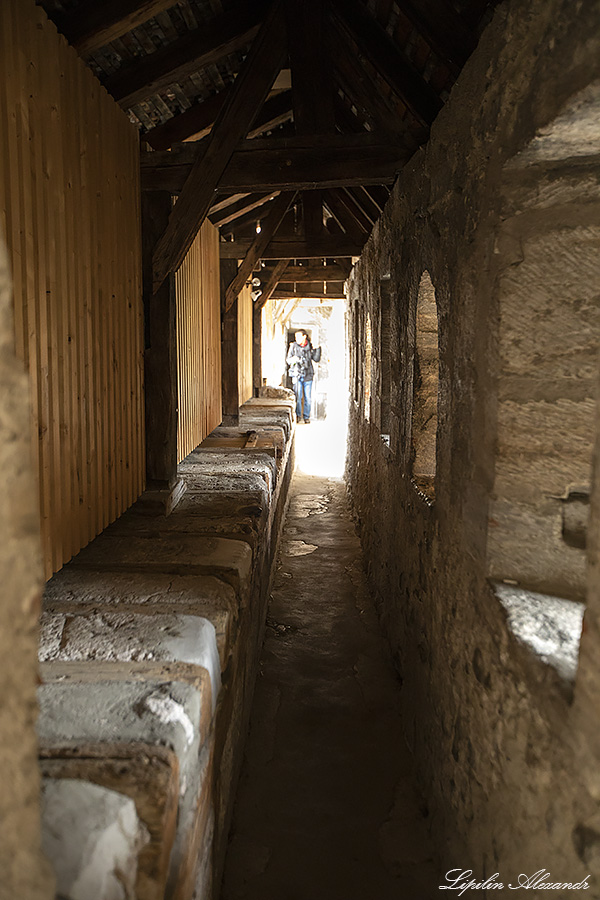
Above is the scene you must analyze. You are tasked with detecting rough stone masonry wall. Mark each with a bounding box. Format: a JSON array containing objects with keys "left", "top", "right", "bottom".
[
  {"left": 347, "top": 0, "right": 600, "bottom": 888},
  {"left": 0, "top": 234, "right": 54, "bottom": 899}
]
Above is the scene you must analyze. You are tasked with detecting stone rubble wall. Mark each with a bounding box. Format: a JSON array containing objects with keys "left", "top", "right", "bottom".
[
  {"left": 346, "top": 0, "right": 600, "bottom": 888},
  {"left": 38, "top": 399, "right": 295, "bottom": 900}
]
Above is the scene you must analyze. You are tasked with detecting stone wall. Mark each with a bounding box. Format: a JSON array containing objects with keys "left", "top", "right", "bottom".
[
  {"left": 346, "top": 0, "right": 600, "bottom": 888},
  {"left": 0, "top": 234, "right": 54, "bottom": 898}
]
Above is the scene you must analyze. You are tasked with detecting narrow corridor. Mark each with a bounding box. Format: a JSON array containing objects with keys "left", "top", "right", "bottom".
[{"left": 221, "top": 469, "right": 437, "bottom": 900}]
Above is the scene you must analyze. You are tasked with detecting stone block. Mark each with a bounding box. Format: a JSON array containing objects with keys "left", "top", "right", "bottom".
[
  {"left": 41, "top": 778, "right": 149, "bottom": 900},
  {"left": 200, "top": 425, "right": 286, "bottom": 459},
  {"left": 43, "top": 571, "right": 237, "bottom": 671},
  {"left": 38, "top": 680, "right": 213, "bottom": 900},
  {"left": 180, "top": 450, "right": 278, "bottom": 493},
  {"left": 69, "top": 534, "right": 253, "bottom": 606},
  {"left": 238, "top": 406, "right": 293, "bottom": 440},
  {"left": 41, "top": 749, "right": 178, "bottom": 900},
  {"left": 39, "top": 610, "right": 221, "bottom": 716}
]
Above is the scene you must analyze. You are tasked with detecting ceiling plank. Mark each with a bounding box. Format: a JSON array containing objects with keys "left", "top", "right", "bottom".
[
  {"left": 105, "top": 0, "right": 268, "bottom": 109},
  {"left": 49, "top": 0, "right": 178, "bottom": 55},
  {"left": 256, "top": 259, "right": 291, "bottom": 310},
  {"left": 225, "top": 191, "right": 297, "bottom": 311},
  {"left": 145, "top": 87, "right": 293, "bottom": 151},
  {"left": 152, "top": 1, "right": 288, "bottom": 292},
  {"left": 210, "top": 192, "right": 280, "bottom": 228},
  {"left": 329, "top": 0, "right": 443, "bottom": 127},
  {"left": 142, "top": 135, "right": 406, "bottom": 193},
  {"left": 219, "top": 237, "right": 363, "bottom": 259}
]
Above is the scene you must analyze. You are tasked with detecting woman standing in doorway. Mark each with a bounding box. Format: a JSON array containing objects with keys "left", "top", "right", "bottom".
[{"left": 286, "top": 330, "right": 321, "bottom": 423}]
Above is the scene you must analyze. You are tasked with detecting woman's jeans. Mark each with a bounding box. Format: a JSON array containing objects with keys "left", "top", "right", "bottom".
[{"left": 293, "top": 377, "right": 312, "bottom": 421}]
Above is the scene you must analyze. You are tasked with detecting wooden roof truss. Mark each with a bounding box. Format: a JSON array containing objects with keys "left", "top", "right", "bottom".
[{"left": 41, "top": 0, "right": 497, "bottom": 301}]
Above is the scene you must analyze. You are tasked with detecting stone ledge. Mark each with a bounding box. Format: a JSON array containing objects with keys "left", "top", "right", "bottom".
[{"left": 493, "top": 580, "right": 585, "bottom": 683}]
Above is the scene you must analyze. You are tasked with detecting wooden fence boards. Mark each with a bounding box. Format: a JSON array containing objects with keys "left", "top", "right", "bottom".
[
  {"left": 176, "top": 219, "right": 222, "bottom": 462},
  {"left": 0, "top": 0, "right": 144, "bottom": 579}
]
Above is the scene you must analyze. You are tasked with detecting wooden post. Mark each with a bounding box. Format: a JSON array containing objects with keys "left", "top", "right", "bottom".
[
  {"left": 142, "top": 191, "right": 184, "bottom": 513},
  {"left": 221, "top": 258, "right": 240, "bottom": 423},
  {"left": 253, "top": 303, "right": 262, "bottom": 396}
]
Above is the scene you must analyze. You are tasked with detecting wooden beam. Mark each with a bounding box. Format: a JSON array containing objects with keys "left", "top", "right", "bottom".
[
  {"left": 393, "top": 0, "right": 475, "bottom": 71},
  {"left": 141, "top": 135, "right": 406, "bottom": 193},
  {"left": 285, "top": 0, "right": 334, "bottom": 133},
  {"left": 152, "top": 1, "right": 287, "bottom": 293},
  {"left": 145, "top": 89, "right": 230, "bottom": 150},
  {"left": 330, "top": 22, "right": 407, "bottom": 139},
  {"left": 256, "top": 259, "right": 290, "bottom": 310},
  {"left": 145, "top": 87, "right": 293, "bottom": 151},
  {"left": 225, "top": 192, "right": 297, "bottom": 312},
  {"left": 253, "top": 304, "right": 262, "bottom": 393},
  {"left": 141, "top": 192, "right": 178, "bottom": 491},
  {"left": 220, "top": 259, "right": 241, "bottom": 422},
  {"left": 329, "top": 0, "right": 443, "bottom": 127},
  {"left": 105, "top": 0, "right": 268, "bottom": 109},
  {"left": 346, "top": 186, "right": 381, "bottom": 225},
  {"left": 334, "top": 188, "right": 373, "bottom": 233},
  {"left": 49, "top": 0, "right": 178, "bottom": 55},
  {"left": 209, "top": 193, "right": 251, "bottom": 215},
  {"left": 363, "top": 184, "right": 391, "bottom": 212},
  {"left": 210, "top": 192, "right": 280, "bottom": 228},
  {"left": 266, "top": 263, "right": 347, "bottom": 282},
  {"left": 324, "top": 190, "right": 368, "bottom": 241},
  {"left": 219, "top": 237, "right": 363, "bottom": 259},
  {"left": 461, "top": 0, "right": 499, "bottom": 30},
  {"left": 272, "top": 290, "right": 345, "bottom": 300}
]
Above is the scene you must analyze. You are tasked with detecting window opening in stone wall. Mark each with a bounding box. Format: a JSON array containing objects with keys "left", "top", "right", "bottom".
[
  {"left": 364, "top": 311, "right": 372, "bottom": 422},
  {"left": 379, "top": 275, "right": 393, "bottom": 447},
  {"left": 411, "top": 270, "right": 439, "bottom": 500},
  {"left": 487, "top": 81, "right": 600, "bottom": 685}
]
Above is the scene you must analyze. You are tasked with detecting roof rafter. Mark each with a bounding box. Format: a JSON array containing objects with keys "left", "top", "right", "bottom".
[
  {"left": 152, "top": 0, "right": 288, "bottom": 292},
  {"left": 49, "top": 0, "right": 178, "bottom": 55},
  {"left": 105, "top": 0, "right": 269, "bottom": 109},
  {"left": 393, "top": 0, "right": 475, "bottom": 71},
  {"left": 145, "top": 87, "right": 293, "bottom": 151},
  {"left": 210, "top": 192, "right": 281, "bottom": 228},
  {"left": 329, "top": 0, "right": 443, "bottom": 128}
]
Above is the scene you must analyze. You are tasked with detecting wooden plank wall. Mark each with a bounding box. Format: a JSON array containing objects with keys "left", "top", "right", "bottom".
[
  {"left": 237, "top": 284, "right": 254, "bottom": 406},
  {"left": 0, "top": 0, "right": 144, "bottom": 579},
  {"left": 176, "top": 219, "right": 222, "bottom": 462}
]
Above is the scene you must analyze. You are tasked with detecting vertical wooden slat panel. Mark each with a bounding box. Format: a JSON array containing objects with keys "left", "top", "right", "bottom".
[
  {"left": 176, "top": 218, "right": 222, "bottom": 462},
  {"left": 0, "top": 0, "right": 144, "bottom": 579}
]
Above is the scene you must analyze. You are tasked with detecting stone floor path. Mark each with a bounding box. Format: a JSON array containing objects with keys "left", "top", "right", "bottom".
[{"left": 220, "top": 471, "right": 437, "bottom": 900}]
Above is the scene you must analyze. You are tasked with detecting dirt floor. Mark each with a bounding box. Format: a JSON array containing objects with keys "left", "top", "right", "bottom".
[{"left": 220, "top": 465, "right": 437, "bottom": 900}]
